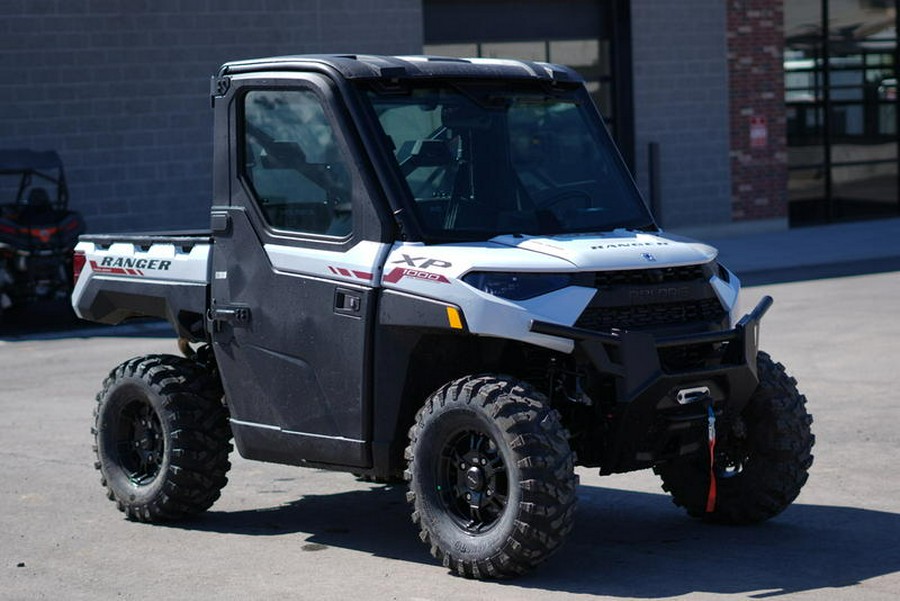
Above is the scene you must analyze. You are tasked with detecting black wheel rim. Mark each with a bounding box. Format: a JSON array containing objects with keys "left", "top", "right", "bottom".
[
  {"left": 437, "top": 428, "right": 509, "bottom": 533},
  {"left": 113, "top": 398, "right": 164, "bottom": 485}
]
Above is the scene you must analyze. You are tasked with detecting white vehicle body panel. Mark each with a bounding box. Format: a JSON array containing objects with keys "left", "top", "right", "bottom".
[
  {"left": 490, "top": 230, "right": 718, "bottom": 269},
  {"left": 380, "top": 231, "right": 739, "bottom": 353},
  {"left": 72, "top": 239, "right": 211, "bottom": 314},
  {"left": 264, "top": 240, "right": 391, "bottom": 285},
  {"left": 72, "top": 229, "right": 739, "bottom": 354}
]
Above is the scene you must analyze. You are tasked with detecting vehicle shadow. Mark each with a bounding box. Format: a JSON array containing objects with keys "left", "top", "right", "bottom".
[
  {"left": 177, "top": 483, "right": 899, "bottom": 597},
  {"left": 183, "top": 481, "right": 428, "bottom": 566},
  {"left": 518, "top": 486, "right": 900, "bottom": 598}
]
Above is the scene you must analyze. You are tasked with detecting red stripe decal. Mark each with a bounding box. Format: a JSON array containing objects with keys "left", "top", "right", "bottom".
[
  {"left": 89, "top": 260, "right": 139, "bottom": 276},
  {"left": 328, "top": 266, "right": 373, "bottom": 281}
]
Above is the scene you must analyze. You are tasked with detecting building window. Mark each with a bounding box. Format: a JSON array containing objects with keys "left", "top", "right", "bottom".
[{"left": 785, "top": 0, "right": 900, "bottom": 224}]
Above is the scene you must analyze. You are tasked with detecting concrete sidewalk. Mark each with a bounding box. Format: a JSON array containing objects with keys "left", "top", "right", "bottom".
[{"left": 697, "top": 217, "right": 900, "bottom": 285}]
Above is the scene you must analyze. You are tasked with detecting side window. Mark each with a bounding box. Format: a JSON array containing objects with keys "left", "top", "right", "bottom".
[{"left": 242, "top": 89, "right": 352, "bottom": 237}]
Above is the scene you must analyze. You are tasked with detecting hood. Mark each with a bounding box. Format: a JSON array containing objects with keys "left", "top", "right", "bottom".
[{"left": 490, "top": 229, "right": 718, "bottom": 270}]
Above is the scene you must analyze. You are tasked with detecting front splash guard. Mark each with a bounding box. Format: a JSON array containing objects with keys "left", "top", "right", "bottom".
[{"left": 530, "top": 296, "right": 773, "bottom": 473}]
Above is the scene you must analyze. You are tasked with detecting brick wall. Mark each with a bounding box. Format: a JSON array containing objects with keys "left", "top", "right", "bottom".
[
  {"left": 0, "top": 0, "right": 422, "bottom": 233},
  {"left": 630, "top": 0, "right": 732, "bottom": 229},
  {"left": 727, "top": 0, "right": 788, "bottom": 221}
]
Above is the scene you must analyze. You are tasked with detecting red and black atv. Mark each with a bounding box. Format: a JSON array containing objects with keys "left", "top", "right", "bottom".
[{"left": 0, "top": 150, "right": 85, "bottom": 318}]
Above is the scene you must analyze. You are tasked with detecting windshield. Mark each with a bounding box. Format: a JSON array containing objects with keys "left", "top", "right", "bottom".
[{"left": 365, "top": 81, "right": 653, "bottom": 240}]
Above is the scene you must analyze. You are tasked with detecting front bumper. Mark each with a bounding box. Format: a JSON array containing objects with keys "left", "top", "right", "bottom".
[{"left": 530, "top": 296, "right": 773, "bottom": 472}]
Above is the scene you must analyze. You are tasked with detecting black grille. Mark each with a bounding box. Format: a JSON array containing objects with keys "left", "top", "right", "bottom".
[
  {"left": 659, "top": 342, "right": 724, "bottom": 371},
  {"left": 575, "top": 298, "right": 726, "bottom": 332},
  {"left": 590, "top": 264, "right": 708, "bottom": 288}
]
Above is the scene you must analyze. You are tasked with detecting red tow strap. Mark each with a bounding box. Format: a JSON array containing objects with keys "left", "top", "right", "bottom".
[{"left": 706, "top": 404, "right": 717, "bottom": 513}]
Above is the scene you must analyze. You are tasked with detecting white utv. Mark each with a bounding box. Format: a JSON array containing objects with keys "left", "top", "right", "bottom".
[{"left": 72, "top": 55, "right": 814, "bottom": 578}]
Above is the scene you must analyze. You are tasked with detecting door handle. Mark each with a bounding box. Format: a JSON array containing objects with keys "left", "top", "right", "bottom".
[
  {"left": 334, "top": 289, "right": 361, "bottom": 314},
  {"left": 209, "top": 304, "right": 252, "bottom": 327}
]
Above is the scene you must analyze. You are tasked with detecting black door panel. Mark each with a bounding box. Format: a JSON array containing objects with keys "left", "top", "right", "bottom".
[{"left": 211, "top": 208, "right": 374, "bottom": 467}]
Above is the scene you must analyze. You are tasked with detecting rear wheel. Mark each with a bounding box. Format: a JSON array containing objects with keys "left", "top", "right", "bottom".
[
  {"left": 405, "top": 375, "right": 577, "bottom": 578},
  {"left": 92, "top": 354, "right": 232, "bottom": 522},
  {"left": 654, "top": 352, "right": 814, "bottom": 524}
]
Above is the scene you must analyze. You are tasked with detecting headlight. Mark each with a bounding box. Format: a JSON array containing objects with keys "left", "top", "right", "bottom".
[{"left": 461, "top": 271, "right": 574, "bottom": 300}]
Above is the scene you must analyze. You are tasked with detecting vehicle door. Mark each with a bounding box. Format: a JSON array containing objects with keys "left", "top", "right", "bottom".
[{"left": 210, "top": 73, "right": 390, "bottom": 468}]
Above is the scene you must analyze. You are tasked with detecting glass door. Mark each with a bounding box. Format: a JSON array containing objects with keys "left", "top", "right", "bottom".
[{"left": 785, "top": 0, "right": 900, "bottom": 224}]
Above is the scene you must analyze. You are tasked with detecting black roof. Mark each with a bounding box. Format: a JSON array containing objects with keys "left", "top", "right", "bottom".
[
  {"left": 218, "top": 54, "right": 582, "bottom": 84},
  {"left": 0, "top": 149, "right": 63, "bottom": 174}
]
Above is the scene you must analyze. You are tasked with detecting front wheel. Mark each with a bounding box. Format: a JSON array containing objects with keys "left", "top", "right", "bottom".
[
  {"left": 654, "top": 351, "right": 815, "bottom": 524},
  {"left": 92, "top": 354, "right": 233, "bottom": 522},
  {"left": 405, "top": 375, "right": 577, "bottom": 578}
]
